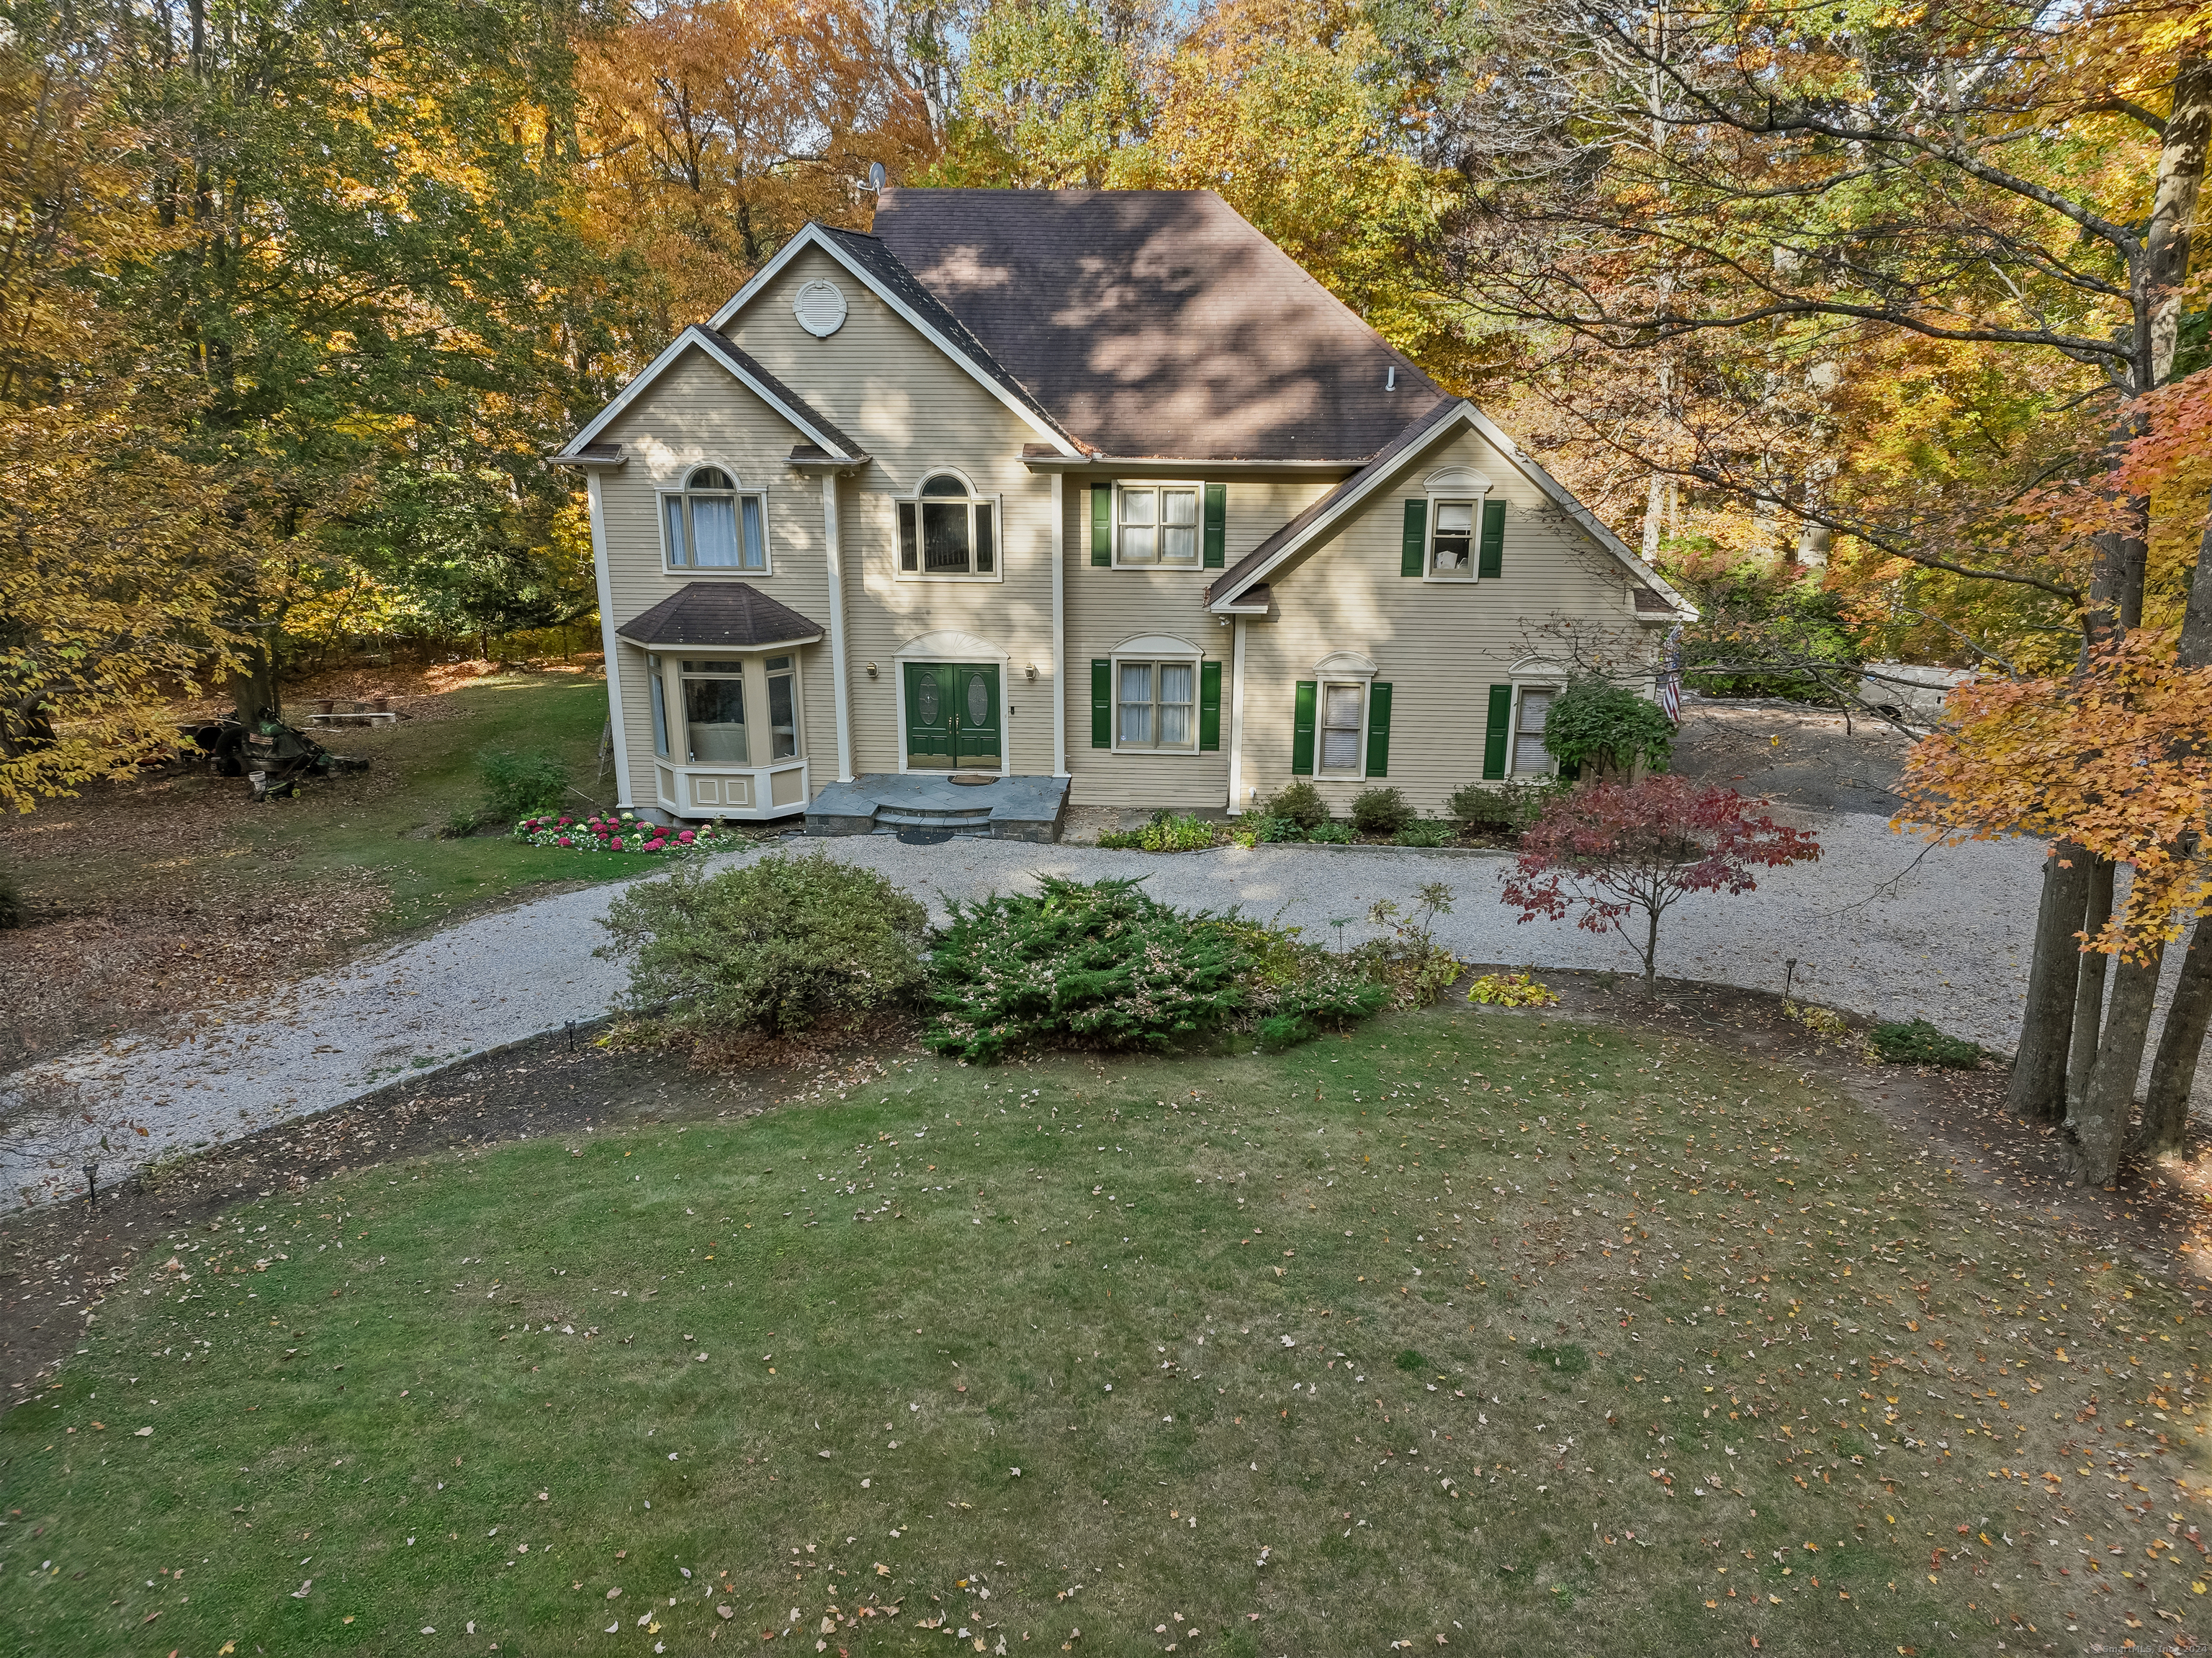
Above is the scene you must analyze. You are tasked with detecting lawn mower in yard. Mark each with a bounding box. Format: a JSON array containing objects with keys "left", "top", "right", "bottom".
[{"left": 181, "top": 713, "right": 369, "bottom": 799}]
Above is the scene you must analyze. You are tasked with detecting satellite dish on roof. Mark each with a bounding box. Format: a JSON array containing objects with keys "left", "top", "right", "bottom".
[{"left": 868, "top": 161, "right": 888, "bottom": 192}]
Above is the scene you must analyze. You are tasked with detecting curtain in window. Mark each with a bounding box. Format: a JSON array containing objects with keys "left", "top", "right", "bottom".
[
  {"left": 649, "top": 666, "right": 670, "bottom": 758},
  {"left": 691, "top": 496, "right": 739, "bottom": 567},
  {"left": 1118, "top": 662, "right": 1154, "bottom": 744},
  {"left": 739, "top": 497, "right": 766, "bottom": 570},
  {"left": 1161, "top": 489, "right": 1198, "bottom": 563},
  {"left": 1433, "top": 501, "right": 1474, "bottom": 573},
  {"left": 663, "top": 497, "right": 688, "bottom": 566},
  {"left": 1515, "top": 689, "right": 1555, "bottom": 773},
  {"left": 1156, "top": 661, "right": 1195, "bottom": 744},
  {"left": 1119, "top": 488, "right": 1156, "bottom": 563},
  {"left": 766, "top": 660, "right": 798, "bottom": 759},
  {"left": 683, "top": 669, "right": 748, "bottom": 763},
  {"left": 1321, "top": 683, "right": 1364, "bottom": 771}
]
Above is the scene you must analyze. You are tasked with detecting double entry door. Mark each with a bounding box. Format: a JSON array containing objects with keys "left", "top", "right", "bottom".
[{"left": 903, "top": 661, "right": 1002, "bottom": 771}]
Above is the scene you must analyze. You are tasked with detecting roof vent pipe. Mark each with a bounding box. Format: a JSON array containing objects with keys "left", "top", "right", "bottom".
[{"left": 1386, "top": 364, "right": 1397, "bottom": 391}]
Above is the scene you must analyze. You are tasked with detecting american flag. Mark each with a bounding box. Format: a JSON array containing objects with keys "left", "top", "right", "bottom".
[{"left": 1658, "top": 625, "right": 1683, "bottom": 725}]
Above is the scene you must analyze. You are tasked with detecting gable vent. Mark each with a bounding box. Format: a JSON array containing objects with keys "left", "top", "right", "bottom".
[{"left": 793, "top": 279, "right": 848, "bottom": 339}]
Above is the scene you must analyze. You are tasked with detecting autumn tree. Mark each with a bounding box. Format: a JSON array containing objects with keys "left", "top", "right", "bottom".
[{"left": 1501, "top": 776, "right": 1821, "bottom": 992}]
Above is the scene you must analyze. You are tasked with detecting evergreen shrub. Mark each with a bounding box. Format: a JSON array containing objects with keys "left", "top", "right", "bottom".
[
  {"left": 1870, "top": 1018, "right": 1981, "bottom": 1068},
  {"left": 1350, "top": 787, "right": 1415, "bottom": 835},
  {"left": 1542, "top": 679, "right": 1676, "bottom": 776},
  {"left": 1267, "top": 781, "right": 1331, "bottom": 831},
  {"left": 598, "top": 853, "right": 928, "bottom": 1037}
]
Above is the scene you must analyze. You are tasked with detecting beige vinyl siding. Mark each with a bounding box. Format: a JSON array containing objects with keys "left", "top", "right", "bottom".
[
  {"left": 1061, "top": 475, "right": 1337, "bottom": 808},
  {"left": 1236, "top": 424, "right": 1655, "bottom": 816},
  {"left": 598, "top": 349, "right": 840, "bottom": 805},
  {"left": 725, "top": 247, "right": 1058, "bottom": 777}
]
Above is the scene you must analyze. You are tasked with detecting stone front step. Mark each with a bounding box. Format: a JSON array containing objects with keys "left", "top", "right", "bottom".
[{"left": 805, "top": 774, "right": 1069, "bottom": 843}]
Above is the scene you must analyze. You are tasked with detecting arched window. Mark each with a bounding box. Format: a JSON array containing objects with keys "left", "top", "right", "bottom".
[
  {"left": 897, "top": 472, "right": 996, "bottom": 577},
  {"left": 663, "top": 465, "right": 767, "bottom": 572}
]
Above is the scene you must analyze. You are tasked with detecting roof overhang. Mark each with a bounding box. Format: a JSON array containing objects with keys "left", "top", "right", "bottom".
[
  {"left": 786, "top": 443, "right": 872, "bottom": 475},
  {"left": 552, "top": 442, "right": 626, "bottom": 471},
  {"left": 555, "top": 326, "right": 863, "bottom": 468},
  {"left": 708, "top": 223, "right": 1086, "bottom": 459},
  {"left": 1019, "top": 452, "right": 1358, "bottom": 476},
  {"left": 1205, "top": 400, "right": 1696, "bottom": 621},
  {"left": 619, "top": 627, "right": 824, "bottom": 651}
]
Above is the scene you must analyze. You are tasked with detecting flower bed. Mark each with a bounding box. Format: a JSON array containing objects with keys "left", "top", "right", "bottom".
[{"left": 512, "top": 811, "right": 745, "bottom": 855}]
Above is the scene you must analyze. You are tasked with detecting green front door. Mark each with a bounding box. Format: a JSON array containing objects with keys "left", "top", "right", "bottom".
[{"left": 902, "top": 662, "right": 1001, "bottom": 770}]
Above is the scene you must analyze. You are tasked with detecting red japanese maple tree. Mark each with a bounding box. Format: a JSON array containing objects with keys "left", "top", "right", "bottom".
[{"left": 1501, "top": 776, "right": 1822, "bottom": 992}]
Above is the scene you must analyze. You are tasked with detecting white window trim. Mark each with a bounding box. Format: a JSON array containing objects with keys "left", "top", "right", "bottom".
[
  {"left": 659, "top": 651, "right": 805, "bottom": 768},
  {"left": 1506, "top": 679, "right": 1565, "bottom": 777},
  {"left": 894, "top": 468, "right": 1006, "bottom": 583},
  {"left": 1422, "top": 485, "right": 1491, "bottom": 583},
  {"left": 1315, "top": 677, "right": 1371, "bottom": 779},
  {"left": 1112, "top": 479, "right": 1206, "bottom": 570},
  {"left": 657, "top": 462, "right": 773, "bottom": 577},
  {"left": 1108, "top": 642, "right": 1205, "bottom": 755}
]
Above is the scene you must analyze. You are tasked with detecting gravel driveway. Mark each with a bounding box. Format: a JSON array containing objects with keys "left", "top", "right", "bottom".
[{"left": 4, "top": 813, "right": 2071, "bottom": 1211}]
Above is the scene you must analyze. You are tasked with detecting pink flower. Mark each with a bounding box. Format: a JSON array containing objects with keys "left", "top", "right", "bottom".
[
  {"left": 677, "top": 829, "right": 695, "bottom": 844},
  {"left": 557, "top": 835, "right": 572, "bottom": 846},
  {"left": 610, "top": 837, "right": 623, "bottom": 850},
  {"left": 557, "top": 817, "right": 572, "bottom": 827}
]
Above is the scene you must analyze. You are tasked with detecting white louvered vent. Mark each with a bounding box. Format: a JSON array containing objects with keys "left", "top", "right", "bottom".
[{"left": 793, "top": 279, "right": 848, "bottom": 339}]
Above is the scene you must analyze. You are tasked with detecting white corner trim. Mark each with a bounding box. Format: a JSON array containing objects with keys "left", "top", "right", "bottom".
[
  {"left": 559, "top": 327, "right": 855, "bottom": 465},
  {"left": 708, "top": 223, "right": 1084, "bottom": 458},
  {"left": 1225, "top": 615, "right": 1247, "bottom": 815},
  {"left": 820, "top": 473, "right": 854, "bottom": 784},
  {"left": 586, "top": 472, "right": 635, "bottom": 809},
  {"left": 1051, "top": 472, "right": 1068, "bottom": 779}
]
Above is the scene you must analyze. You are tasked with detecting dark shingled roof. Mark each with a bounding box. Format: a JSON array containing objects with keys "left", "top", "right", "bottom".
[
  {"left": 614, "top": 583, "right": 824, "bottom": 650},
  {"left": 706, "top": 333, "right": 870, "bottom": 461},
  {"left": 871, "top": 188, "right": 1449, "bottom": 461}
]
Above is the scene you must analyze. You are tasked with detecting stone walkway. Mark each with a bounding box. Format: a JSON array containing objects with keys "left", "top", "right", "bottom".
[{"left": 2, "top": 813, "right": 2081, "bottom": 1211}]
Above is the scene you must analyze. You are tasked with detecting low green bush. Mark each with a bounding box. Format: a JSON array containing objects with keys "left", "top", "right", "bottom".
[
  {"left": 478, "top": 746, "right": 570, "bottom": 821},
  {"left": 1099, "top": 812, "right": 1218, "bottom": 852},
  {"left": 1870, "top": 1018, "right": 1981, "bottom": 1069},
  {"left": 1267, "top": 781, "right": 1331, "bottom": 831},
  {"left": 1350, "top": 787, "right": 1415, "bottom": 836},
  {"left": 1231, "top": 814, "right": 1304, "bottom": 846},
  {"left": 1446, "top": 781, "right": 1513, "bottom": 828},
  {"left": 1542, "top": 678, "right": 1676, "bottom": 776},
  {"left": 1393, "top": 820, "right": 1454, "bottom": 847},
  {"left": 1306, "top": 820, "right": 1355, "bottom": 843},
  {"left": 598, "top": 852, "right": 928, "bottom": 1038},
  {"left": 923, "top": 877, "right": 1385, "bottom": 1064}
]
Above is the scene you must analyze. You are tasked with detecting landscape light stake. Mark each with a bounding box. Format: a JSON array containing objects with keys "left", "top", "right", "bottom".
[
  {"left": 83, "top": 1160, "right": 98, "bottom": 1209},
  {"left": 565, "top": 1020, "right": 576, "bottom": 1052},
  {"left": 1784, "top": 959, "right": 1798, "bottom": 1000}
]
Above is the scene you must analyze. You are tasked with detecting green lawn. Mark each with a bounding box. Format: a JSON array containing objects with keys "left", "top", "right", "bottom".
[{"left": 6, "top": 1010, "right": 2205, "bottom": 1656}]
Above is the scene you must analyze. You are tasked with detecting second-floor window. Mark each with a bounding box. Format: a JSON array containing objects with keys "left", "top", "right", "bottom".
[
  {"left": 663, "top": 467, "right": 768, "bottom": 572},
  {"left": 1117, "top": 483, "right": 1200, "bottom": 566},
  {"left": 898, "top": 472, "right": 997, "bottom": 578}
]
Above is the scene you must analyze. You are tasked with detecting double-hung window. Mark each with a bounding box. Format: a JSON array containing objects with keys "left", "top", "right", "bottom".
[
  {"left": 1512, "top": 686, "right": 1558, "bottom": 774},
  {"left": 1116, "top": 658, "right": 1198, "bottom": 750},
  {"left": 1117, "top": 484, "right": 1200, "bottom": 566},
  {"left": 898, "top": 473, "right": 997, "bottom": 577},
  {"left": 1318, "top": 681, "right": 1368, "bottom": 776},
  {"left": 663, "top": 467, "right": 768, "bottom": 572},
  {"left": 1430, "top": 501, "right": 1475, "bottom": 577}
]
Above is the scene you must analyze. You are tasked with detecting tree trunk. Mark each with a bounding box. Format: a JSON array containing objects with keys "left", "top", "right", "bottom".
[
  {"left": 2066, "top": 858, "right": 2116, "bottom": 1108},
  {"left": 2147, "top": 57, "right": 2212, "bottom": 386},
  {"left": 226, "top": 632, "right": 281, "bottom": 726},
  {"left": 2141, "top": 915, "right": 2212, "bottom": 1158},
  {"left": 2074, "top": 941, "right": 2166, "bottom": 1186},
  {"left": 2010, "top": 846, "right": 2094, "bottom": 1121}
]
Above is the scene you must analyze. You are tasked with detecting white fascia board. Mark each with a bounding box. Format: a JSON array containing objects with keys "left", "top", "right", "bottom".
[
  {"left": 1208, "top": 400, "right": 1698, "bottom": 619},
  {"left": 711, "top": 223, "right": 1084, "bottom": 460},
  {"left": 1458, "top": 404, "right": 1696, "bottom": 617},
  {"left": 558, "top": 326, "right": 855, "bottom": 463},
  {"left": 1205, "top": 403, "right": 1480, "bottom": 611}
]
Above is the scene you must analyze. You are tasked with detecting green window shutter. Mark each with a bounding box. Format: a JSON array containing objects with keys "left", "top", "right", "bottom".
[
  {"left": 1091, "top": 659, "right": 1112, "bottom": 747},
  {"left": 1202, "top": 483, "right": 1227, "bottom": 568},
  {"left": 1483, "top": 684, "right": 1513, "bottom": 779},
  {"left": 1401, "top": 498, "right": 1427, "bottom": 577},
  {"left": 1291, "top": 680, "right": 1317, "bottom": 776},
  {"left": 1198, "top": 660, "right": 1222, "bottom": 750},
  {"left": 1364, "top": 682, "right": 1392, "bottom": 778},
  {"left": 1091, "top": 485, "right": 1112, "bottom": 565},
  {"left": 1478, "top": 498, "right": 1506, "bottom": 578}
]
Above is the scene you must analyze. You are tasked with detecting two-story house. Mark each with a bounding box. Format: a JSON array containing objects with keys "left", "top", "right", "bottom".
[{"left": 554, "top": 187, "right": 1691, "bottom": 839}]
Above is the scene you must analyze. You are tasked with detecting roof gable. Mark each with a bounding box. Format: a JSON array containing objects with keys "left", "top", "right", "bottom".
[
  {"left": 1206, "top": 401, "right": 1695, "bottom": 617},
  {"left": 557, "top": 327, "right": 865, "bottom": 465},
  {"left": 870, "top": 188, "right": 1445, "bottom": 461}
]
